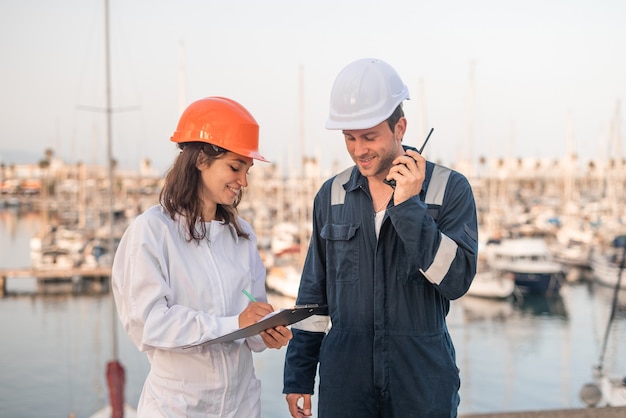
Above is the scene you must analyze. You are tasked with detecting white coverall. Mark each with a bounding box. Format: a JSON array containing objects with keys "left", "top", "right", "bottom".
[{"left": 112, "top": 205, "right": 268, "bottom": 418}]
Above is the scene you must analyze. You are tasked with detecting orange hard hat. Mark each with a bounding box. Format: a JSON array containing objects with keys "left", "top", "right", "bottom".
[{"left": 171, "top": 96, "right": 269, "bottom": 162}]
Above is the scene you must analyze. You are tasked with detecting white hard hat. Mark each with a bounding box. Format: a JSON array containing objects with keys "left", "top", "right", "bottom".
[{"left": 326, "top": 58, "right": 410, "bottom": 130}]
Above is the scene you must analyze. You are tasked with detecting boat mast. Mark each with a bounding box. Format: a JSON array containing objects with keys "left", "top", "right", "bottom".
[
  {"left": 298, "top": 65, "right": 308, "bottom": 266},
  {"left": 104, "top": 0, "right": 118, "bottom": 360},
  {"left": 178, "top": 41, "right": 186, "bottom": 115},
  {"left": 103, "top": 2, "right": 127, "bottom": 418}
]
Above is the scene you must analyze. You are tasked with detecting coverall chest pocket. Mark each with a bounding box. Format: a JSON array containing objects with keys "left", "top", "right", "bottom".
[{"left": 320, "top": 223, "right": 359, "bottom": 283}]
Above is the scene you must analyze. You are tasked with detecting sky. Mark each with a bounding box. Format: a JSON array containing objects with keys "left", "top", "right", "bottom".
[{"left": 1, "top": 0, "right": 625, "bottom": 176}]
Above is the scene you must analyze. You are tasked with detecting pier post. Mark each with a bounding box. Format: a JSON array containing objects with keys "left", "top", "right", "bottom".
[{"left": 0, "top": 275, "right": 5, "bottom": 298}]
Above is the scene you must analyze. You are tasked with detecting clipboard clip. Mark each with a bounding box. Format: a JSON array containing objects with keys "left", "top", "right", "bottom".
[{"left": 293, "top": 304, "right": 328, "bottom": 315}]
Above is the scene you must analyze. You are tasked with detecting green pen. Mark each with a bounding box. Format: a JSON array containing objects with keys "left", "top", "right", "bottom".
[{"left": 242, "top": 289, "right": 257, "bottom": 302}]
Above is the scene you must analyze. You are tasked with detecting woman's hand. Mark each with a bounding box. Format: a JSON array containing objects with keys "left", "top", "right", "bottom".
[
  {"left": 260, "top": 325, "right": 292, "bottom": 349},
  {"left": 238, "top": 301, "right": 274, "bottom": 328},
  {"left": 238, "top": 301, "right": 292, "bottom": 348}
]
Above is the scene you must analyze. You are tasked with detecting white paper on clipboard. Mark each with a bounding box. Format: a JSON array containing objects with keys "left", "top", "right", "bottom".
[{"left": 183, "top": 304, "right": 328, "bottom": 348}]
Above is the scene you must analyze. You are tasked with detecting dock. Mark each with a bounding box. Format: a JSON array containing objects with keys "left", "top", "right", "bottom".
[
  {"left": 461, "top": 406, "right": 626, "bottom": 417},
  {"left": 0, "top": 267, "right": 111, "bottom": 297}
]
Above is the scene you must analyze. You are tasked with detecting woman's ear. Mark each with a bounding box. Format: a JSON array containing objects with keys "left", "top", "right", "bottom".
[{"left": 195, "top": 151, "right": 206, "bottom": 170}]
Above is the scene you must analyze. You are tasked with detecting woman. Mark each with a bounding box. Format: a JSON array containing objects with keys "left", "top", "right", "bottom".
[{"left": 112, "top": 96, "right": 292, "bottom": 417}]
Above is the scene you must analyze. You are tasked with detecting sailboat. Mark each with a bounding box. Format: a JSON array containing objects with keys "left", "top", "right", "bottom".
[
  {"left": 590, "top": 235, "right": 626, "bottom": 289},
  {"left": 579, "top": 243, "right": 626, "bottom": 407}
]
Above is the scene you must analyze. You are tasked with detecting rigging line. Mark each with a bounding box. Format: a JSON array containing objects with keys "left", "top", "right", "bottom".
[
  {"left": 67, "top": 297, "right": 76, "bottom": 417},
  {"left": 597, "top": 242, "right": 626, "bottom": 371},
  {"left": 74, "top": 0, "right": 104, "bottom": 109}
]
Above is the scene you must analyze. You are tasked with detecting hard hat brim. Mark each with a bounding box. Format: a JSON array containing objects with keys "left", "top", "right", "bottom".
[{"left": 325, "top": 96, "right": 410, "bottom": 131}]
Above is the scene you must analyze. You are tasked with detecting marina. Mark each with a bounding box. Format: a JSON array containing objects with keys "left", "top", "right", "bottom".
[
  {"left": 2, "top": 0, "right": 625, "bottom": 415},
  {"left": 1, "top": 118, "right": 625, "bottom": 416},
  {"left": 2, "top": 176, "right": 626, "bottom": 417}
]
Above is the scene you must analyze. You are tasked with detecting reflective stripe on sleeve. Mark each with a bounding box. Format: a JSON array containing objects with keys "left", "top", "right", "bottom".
[
  {"left": 420, "top": 233, "right": 458, "bottom": 285},
  {"left": 291, "top": 314, "right": 330, "bottom": 333}
]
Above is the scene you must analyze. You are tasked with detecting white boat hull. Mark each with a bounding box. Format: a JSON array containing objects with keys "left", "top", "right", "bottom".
[{"left": 466, "top": 270, "right": 515, "bottom": 299}]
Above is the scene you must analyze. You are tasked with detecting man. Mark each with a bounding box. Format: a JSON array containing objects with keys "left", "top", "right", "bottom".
[{"left": 283, "top": 58, "right": 478, "bottom": 417}]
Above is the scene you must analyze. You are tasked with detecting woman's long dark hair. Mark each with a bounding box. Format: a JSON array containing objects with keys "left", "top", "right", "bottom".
[{"left": 160, "top": 142, "right": 250, "bottom": 243}]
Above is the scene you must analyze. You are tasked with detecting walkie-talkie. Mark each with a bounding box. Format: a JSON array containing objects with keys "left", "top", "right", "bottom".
[{"left": 384, "top": 127, "right": 434, "bottom": 189}]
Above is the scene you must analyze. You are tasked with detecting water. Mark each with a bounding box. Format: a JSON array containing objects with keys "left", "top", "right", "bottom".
[{"left": 1, "top": 210, "right": 625, "bottom": 418}]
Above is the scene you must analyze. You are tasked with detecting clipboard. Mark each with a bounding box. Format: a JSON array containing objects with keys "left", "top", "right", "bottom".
[{"left": 183, "top": 304, "right": 328, "bottom": 348}]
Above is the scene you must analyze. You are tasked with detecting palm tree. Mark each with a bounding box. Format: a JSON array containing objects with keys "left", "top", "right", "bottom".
[{"left": 38, "top": 148, "right": 54, "bottom": 223}]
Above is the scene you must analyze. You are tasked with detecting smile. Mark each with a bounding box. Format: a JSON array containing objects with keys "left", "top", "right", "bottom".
[{"left": 357, "top": 156, "right": 375, "bottom": 167}]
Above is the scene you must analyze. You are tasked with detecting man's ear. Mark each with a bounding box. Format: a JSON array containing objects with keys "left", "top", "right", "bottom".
[{"left": 394, "top": 117, "right": 407, "bottom": 141}]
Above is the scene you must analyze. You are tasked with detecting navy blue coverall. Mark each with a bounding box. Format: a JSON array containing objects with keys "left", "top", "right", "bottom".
[{"left": 283, "top": 159, "right": 478, "bottom": 417}]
